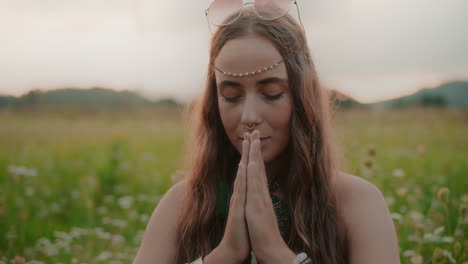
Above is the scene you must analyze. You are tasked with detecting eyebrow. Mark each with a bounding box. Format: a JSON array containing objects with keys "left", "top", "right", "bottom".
[{"left": 218, "top": 77, "right": 288, "bottom": 89}]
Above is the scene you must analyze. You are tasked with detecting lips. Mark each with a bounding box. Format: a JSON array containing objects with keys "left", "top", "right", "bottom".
[{"left": 239, "top": 136, "right": 270, "bottom": 140}]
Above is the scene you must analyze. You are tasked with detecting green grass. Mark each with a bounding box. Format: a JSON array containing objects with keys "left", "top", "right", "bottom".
[{"left": 0, "top": 108, "right": 467, "bottom": 263}]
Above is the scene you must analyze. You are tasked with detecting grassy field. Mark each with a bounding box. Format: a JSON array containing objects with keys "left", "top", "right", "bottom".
[{"left": 0, "top": 108, "right": 467, "bottom": 264}]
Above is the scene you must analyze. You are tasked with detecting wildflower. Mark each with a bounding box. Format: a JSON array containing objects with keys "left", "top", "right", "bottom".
[
  {"left": 7, "top": 165, "right": 37, "bottom": 177},
  {"left": 140, "top": 214, "right": 150, "bottom": 223},
  {"left": 408, "top": 211, "right": 423, "bottom": 223},
  {"left": 115, "top": 184, "right": 128, "bottom": 194},
  {"left": 95, "top": 228, "right": 111, "bottom": 240},
  {"left": 414, "top": 223, "right": 425, "bottom": 237},
  {"left": 423, "top": 233, "right": 439, "bottom": 242},
  {"left": 416, "top": 144, "right": 426, "bottom": 156},
  {"left": 432, "top": 248, "right": 444, "bottom": 263},
  {"left": 453, "top": 241, "right": 461, "bottom": 256},
  {"left": 460, "top": 203, "right": 468, "bottom": 218},
  {"left": 12, "top": 256, "right": 25, "bottom": 264},
  {"left": 25, "top": 187, "right": 35, "bottom": 197},
  {"left": 44, "top": 245, "right": 58, "bottom": 256},
  {"left": 112, "top": 219, "right": 128, "bottom": 229},
  {"left": 111, "top": 234, "right": 125, "bottom": 246},
  {"left": 461, "top": 194, "right": 468, "bottom": 204},
  {"left": 384, "top": 196, "right": 395, "bottom": 206},
  {"left": 118, "top": 196, "right": 134, "bottom": 209},
  {"left": 95, "top": 251, "right": 112, "bottom": 262},
  {"left": 85, "top": 199, "right": 94, "bottom": 209},
  {"left": 363, "top": 158, "right": 373, "bottom": 169},
  {"left": 366, "top": 145, "right": 376, "bottom": 157},
  {"left": 391, "top": 213, "right": 403, "bottom": 223},
  {"left": 392, "top": 168, "right": 405, "bottom": 178},
  {"left": 410, "top": 255, "right": 423, "bottom": 264},
  {"left": 133, "top": 230, "right": 144, "bottom": 244},
  {"left": 103, "top": 195, "right": 114, "bottom": 204},
  {"left": 81, "top": 176, "right": 99, "bottom": 189},
  {"left": 441, "top": 236, "right": 454, "bottom": 243},
  {"left": 129, "top": 210, "right": 138, "bottom": 220},
  {"left": 50, "top": 203, "right": 61, "bottom": 213},
  {"left": 437, "top": 187, "right": 450, "bottom": 204},
  {"left": 433, "top": 226, "right": 444, "bottom": 236},
  {"left": 71, "top": 190, "right": 80, "bottom": 200},
  {"left": 396, "top": 187, "right": 408, "bottom": 197},
  {"left": 97, "top": 206, "right": 107, "bottom": 215},
  {"left": 407, "top": 234, "right": 421, "bottom": 242}
]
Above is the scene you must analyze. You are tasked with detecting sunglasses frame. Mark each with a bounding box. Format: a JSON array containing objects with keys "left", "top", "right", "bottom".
[{"left": 204, "top": 0, "right": 304, "bottom": 33}]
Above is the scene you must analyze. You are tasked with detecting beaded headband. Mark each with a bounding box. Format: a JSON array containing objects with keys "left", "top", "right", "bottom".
[{"left": 215, "top": 59, "right": 284, "bottom": 77}]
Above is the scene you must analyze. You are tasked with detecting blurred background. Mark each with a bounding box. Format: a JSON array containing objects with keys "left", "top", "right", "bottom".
[{"left": 0, "top": 0, "right": 467, "bottom": 263}]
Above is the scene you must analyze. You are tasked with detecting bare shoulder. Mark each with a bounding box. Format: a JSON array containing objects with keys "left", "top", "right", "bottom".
[
  {"left": 133, "top": 179, "right": 188, "bottom": 264},
  {"left": 332, "top": 171, "right": 384, "bottom": 207},
  {"left": 332, "top": 171, "right": 400, "bottom": 264}
]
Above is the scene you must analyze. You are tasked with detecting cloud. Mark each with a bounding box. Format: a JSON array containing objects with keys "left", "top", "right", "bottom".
[{"left": 1, "top": 0, "right": 467, "bottom": 102}]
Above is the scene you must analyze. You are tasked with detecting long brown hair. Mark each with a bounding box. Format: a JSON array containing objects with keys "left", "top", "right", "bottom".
[{"left": 175, "top": 7, "right": 348, "bottom": 264}]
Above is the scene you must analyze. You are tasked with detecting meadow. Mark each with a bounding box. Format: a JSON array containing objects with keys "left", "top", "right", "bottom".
[{"left": 0, "top": 108, "right": 467, "bottom": 264}]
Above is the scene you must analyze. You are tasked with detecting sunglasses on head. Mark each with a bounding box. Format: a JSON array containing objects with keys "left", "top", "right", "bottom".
[{"left": 205, "top": 0, "right": 304, "bottom": 31}]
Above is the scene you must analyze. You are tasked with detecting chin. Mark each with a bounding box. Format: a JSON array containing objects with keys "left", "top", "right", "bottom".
[{"left": 261, "top": 149, "right": 275, "bottom": 163}]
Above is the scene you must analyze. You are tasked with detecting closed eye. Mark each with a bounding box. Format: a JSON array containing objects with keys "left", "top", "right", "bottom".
[
  {"left": 222, "top": 96, "right": 240, "bottom": 103},
  {"left": 222, "top": 92, "right": 284, "bottom": 103},
  {"left": 265, "top": 92, "right": 284, "bottom": 100}
]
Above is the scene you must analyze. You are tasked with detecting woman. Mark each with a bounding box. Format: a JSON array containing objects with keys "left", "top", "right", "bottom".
[{"left": 134, "top": 1, "right": 400, "bottom": 264}]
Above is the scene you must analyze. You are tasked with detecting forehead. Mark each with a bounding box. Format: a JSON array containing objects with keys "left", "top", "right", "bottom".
[{"left": 214, "top": 34, "right": 287, "bottom": 85}]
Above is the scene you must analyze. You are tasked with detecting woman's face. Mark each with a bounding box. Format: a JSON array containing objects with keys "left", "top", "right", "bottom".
[{"left": 214, "top": 33, "right": 292, "bottom": 163}]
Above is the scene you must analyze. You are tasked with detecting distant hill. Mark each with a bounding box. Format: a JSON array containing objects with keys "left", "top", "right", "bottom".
[
  {"left": 371, "top": 81, "right": 468, "bottom": 109},
  {"left": 0, "top": 87, "right": 182, "bottom": 110},
  {"left": 328, "top": 89, "right": 368, "bottom": 110},
  {"left": 2, "top": 81, "right": 466, "bottom": 111}
]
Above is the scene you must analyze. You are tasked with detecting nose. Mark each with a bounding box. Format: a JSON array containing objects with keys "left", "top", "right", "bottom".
[{"left": 240, "top": 94, "right": 261, "bottom": 128}]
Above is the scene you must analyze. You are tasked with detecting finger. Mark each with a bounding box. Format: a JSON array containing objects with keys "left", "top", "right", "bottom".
[
  {"left": 241, "top": 134, "right": 250, "bottom": 166},
  {"left": 246, "top": 161, "right": 259, "bottom": 198},
  {"left": 237, "top": 163, "right": 247, "bottom": 204},
  {"left": 253, "top": 131, "right": 268, "bottom": 187},
  {"left": 231, "top": 162, "right": 246, "bottom": 214},
  {"left": 234, "top": 138, "right": 249, "bottom": 193},
  {"left": 249, "top": 134, "right": 265, "bottom": 189},
  {"left": 248, "top": 132, "right": 259, "bottom": 163},
  {"left": 248, "top": 131, "right": 269, "bottom": 195}
]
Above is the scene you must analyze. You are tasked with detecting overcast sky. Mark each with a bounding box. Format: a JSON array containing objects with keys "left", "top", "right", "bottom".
[{"left": 1, "top": 0, "right": 467, "bottom": 103}]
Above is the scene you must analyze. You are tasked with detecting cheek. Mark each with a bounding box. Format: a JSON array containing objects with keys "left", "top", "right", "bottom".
[
  {"left": 268, "top": 100, "right": 292, "bottom": 131},
  {"left": 268, "top": 101, "right": 292, "bottom": 153},
  {"left": 218, "top": 102, "right": 239, "bottom": 137}
]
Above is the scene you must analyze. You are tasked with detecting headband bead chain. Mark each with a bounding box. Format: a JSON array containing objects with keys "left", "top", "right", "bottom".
[{"left": 215, "top": 59, "right": 284, "bottom": 77}]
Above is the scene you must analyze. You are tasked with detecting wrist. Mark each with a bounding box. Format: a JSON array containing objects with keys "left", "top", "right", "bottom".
[
  {"left": 259, "top": 246, "right": 296, "bottom": 264},
  {"left": 204, "top": 243, "right": 242, "bottom": 264}
]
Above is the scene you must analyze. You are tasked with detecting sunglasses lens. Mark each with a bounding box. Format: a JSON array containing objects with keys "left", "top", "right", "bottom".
[
  {"left": 207, "top": 0, "right": 243, "bottom": 26},
  {"left": 254, "top": 0, "right": 291, "bottom": 20}
]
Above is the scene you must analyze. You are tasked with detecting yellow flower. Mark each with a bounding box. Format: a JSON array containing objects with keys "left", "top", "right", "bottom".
[
  {"left": 437, "top": 187, "right": 450, "bottom": 204},
  {"left": 410, "top": 255, "right": 423, "bottom": 264},
  {"left": 432, "top": 248, "right": 444, "bottom": 263},
  {"left": 453, "top": 241, "right": 461, "bottom": 256},
  {"left": 460, "top": 203, "right": 468, "bottom": 218},
  {"left": 12, "top": 256, "right": 26, "bottom": 264},
  {"left": 367, "top": 145, "right": 376, "bottom": 157}
]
